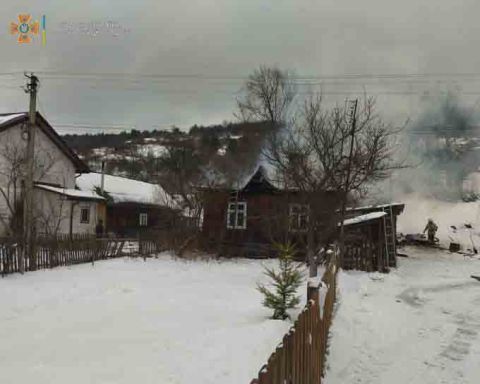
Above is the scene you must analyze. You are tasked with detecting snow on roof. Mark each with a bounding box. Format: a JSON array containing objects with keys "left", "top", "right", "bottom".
[
  {"left": 342, "top": 211, "right": 387, "bottom": 226},
  {"left": 76, "top": 172, "right": 176, "bottom": 207},
  {"left": 136, "top": 143, "right": 167, "bottom": 158},
  {"left": 0, "top": 113, "right": 26, "bottom": 126},
  {"left": 217, "top": 145, "right": 227, "bottom": 156},
  {"left": 346, "top": 202, "right": 405, "bottom": 212},
  {"left": 35, "top": 184, "right": 105, "bottom": 201}
]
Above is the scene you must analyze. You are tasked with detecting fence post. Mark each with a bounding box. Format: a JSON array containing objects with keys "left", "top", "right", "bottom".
[{"left": 307, "top": 276, "right": 322, "bottom": 303}]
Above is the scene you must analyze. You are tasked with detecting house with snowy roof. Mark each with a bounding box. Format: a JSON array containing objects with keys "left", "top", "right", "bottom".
[
  {"left": 0, "top": 112, "right": 104, "bottom": 237},
  {"left": 76, "top": 173, "right": 178, "bottom": 237}
]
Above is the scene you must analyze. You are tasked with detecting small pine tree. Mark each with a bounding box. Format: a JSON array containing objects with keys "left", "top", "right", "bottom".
[{"left": 257, "top": 243, "right": 304, "bottom": 320}]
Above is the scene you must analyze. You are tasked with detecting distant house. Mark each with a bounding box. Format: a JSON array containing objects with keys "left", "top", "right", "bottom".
[
  {"left": 200, "top": 166, "right": 340, "bottom": 257},
  {"left": 76, "top": 173, "right": 177, "bottom": 237},
  {"left": 0, "top": 112, "right": 104, "bottom": 237}
]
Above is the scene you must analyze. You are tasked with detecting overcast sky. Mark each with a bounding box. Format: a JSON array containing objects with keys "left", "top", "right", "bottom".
[{"left": 2, "top": 0, "right": 480, "bottom": 133}]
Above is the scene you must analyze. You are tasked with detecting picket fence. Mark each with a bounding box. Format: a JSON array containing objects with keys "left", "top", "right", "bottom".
[
  {"left": 250, "top": 256, "right": 338, "bottom": 384},
  {"left": 0, "top": 234, "right": 125, "bottom": 276}
]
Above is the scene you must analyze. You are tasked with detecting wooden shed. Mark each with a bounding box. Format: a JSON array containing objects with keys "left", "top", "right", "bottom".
[{"left": 342, "top": 203, "right": 405, "bottom": 272}]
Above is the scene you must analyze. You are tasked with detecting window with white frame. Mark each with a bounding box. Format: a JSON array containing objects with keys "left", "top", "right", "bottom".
[
  {"left": 289, "top": 204, "right": 309, "bottom": 232},
  {"left": 227, "top": 202, "right": 247, "bottom": 229},
  {"left": 80, "top": 206, "right": 90, "bottom": 224},
  {"left": 139, "top": 213, "right": 148, "bottom": 226}
]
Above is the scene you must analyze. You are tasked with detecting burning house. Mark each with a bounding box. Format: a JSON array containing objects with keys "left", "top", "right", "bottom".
[
  {"left": 200, "top": 164, "right": 405, "bottom": 273},
  {"left": 200, "top": 166, "right": 340, "bottom": 258}
]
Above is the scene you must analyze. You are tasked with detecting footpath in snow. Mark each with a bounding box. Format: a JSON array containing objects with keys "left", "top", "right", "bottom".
[
  {"left": 325, "top": 246, "right": 480, "bottom": 384},
  {"left": 0, "top": 255, "right": 305, "bottom": 384}
]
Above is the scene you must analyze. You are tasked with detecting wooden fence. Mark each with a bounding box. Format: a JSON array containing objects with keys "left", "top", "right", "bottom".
[
  {"left": 250, "top": 255, "right": 339, "bottom": 384},
  {"left": 139, "top": 229, "right": 199, "bottom": 257},
  {"left": 138, "top": 231, "right": 170, "bottom": 257},
  {"left": 0, "top": 234, "right": 125, "bottom": 276}
]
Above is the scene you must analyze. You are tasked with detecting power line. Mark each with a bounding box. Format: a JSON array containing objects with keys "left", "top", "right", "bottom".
[
  {"left": 6, "top": 70, "right": 480, "bottom": 94},
  {"left": 17, "top": 70, "right": 480, "bottom": 81},
  {"left": 53, "top": 123, "right": 135, "bottom": 131}
]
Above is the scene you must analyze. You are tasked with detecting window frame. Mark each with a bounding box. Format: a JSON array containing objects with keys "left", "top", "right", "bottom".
[
  {"left": 226, "top": 202, "right": 247, "bottom": 230},
  {"left": 139, "top": 212, "right": 148, "bottom": 227},
  {"left": 80, "top": 206, "right": 90, "bottom": 224},
  {"left": 289, "top": 203, "right": 309, "bottom": 232}
]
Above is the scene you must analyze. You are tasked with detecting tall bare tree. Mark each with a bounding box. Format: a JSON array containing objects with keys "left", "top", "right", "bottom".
[
  {"left": 239, "top": 67, "right": 401, "bottom": 276},
  {"left": 154, "top": 143, "right": 206, "bottom": 254},
  {"left": 236, "top": 66, "right": 296, "bottom": 128}
]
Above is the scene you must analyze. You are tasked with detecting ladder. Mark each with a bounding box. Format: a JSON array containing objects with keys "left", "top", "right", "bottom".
[{"left": 383, "top": 205, "right": 397, "bottom": 268}]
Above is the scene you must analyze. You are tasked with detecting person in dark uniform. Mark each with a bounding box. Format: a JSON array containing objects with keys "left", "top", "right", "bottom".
[
  {"left": 423, "top": 218, "right": 438, "bottom": 244},
  {"left": 95, "top": 219, "right": 105, "bottom": 238}
]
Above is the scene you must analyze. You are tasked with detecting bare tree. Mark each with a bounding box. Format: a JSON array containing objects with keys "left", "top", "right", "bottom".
[
  {"left": 157, "top": 144, "right": 203, "bottom": 222},
  {"left": 34, "top": 192, "right": 69, "bottom": 236},
  {"left": 236, "top": 66, "right": 296, "bottom": 127},
  {"left": 0, "top": 140, "right": 59, "bottom": 236},
  {"left": 266, "top": 95, "right": 401, "bottom": 275},
  {"left": 0, "top": 143, "right": 25, "bottom": 235},
  {"left": 154, "top": 143, "right": 207, "bottom": 255},
  {"left": 238, "top": 67, "right": 401, "bottom": 277}
]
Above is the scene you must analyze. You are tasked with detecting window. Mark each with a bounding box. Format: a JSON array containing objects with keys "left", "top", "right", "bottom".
[
  {"left": 227, "top": 202, "right": 247, "bottom": 229},
  {"left": 289, "top": 204, "right": 309, "bottom": 232},
  {"left": 139, "top": 213, "right": 148, "bottom": 227},
  {"left": 80, "top": 207, "right": 90, "bottom": 224}
]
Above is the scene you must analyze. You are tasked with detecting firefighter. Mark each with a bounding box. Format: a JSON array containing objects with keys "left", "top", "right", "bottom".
[
  {"left": 423, "top": 218, "right": 438, "bottom": 244},
  {"left": 95, "top": 219, "right": 105, "bottom": 238}
]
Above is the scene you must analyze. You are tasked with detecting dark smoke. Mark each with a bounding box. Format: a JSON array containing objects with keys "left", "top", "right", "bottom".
[{"left": 370, "top": 93, "right": 480, "bottom": 203}]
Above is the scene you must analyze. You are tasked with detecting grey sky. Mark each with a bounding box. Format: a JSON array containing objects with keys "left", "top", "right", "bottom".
[{"left": 1, "top": 0, "right": 480, "bottom": 133}]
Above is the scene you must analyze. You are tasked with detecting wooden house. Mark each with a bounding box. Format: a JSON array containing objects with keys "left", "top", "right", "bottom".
[
  {"left": 201, "top": 166, "right": 340, "bottom": 258},
  {"left": 76, "top": 173, "right": 178, "bottom": 237},
  {"left": 201, "top": 164, "right": 405, "bottom": 269}
]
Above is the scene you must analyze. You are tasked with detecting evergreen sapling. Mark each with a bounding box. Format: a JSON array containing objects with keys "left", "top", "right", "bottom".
[{"left": 257, "top": 243, "right": 304, "bottom": 320}]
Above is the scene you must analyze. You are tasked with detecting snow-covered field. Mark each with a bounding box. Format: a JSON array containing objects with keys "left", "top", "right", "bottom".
[
  {"left": 325, "top": 246, "right": 480, "bottom": 384},
  {"left": 0, "top": 255, "right": 306, "bottom": 384}
]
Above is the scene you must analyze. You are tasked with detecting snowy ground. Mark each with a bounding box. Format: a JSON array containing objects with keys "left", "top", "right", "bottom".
[
  {"left": 325, "top": 245, "right": 480, "bottom": 384},
  {"left": 0, "top": 255, "right": 306, "bottom": 384}
]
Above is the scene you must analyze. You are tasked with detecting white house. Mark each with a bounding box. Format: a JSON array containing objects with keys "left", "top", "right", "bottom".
[{"left": 0, "top": 112, "right": 104, "bottom": 237}]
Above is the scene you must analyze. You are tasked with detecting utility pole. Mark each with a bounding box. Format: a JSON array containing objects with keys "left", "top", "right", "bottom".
[
  {"left": 338, "top": 99, "right": 358, "bottom": 264},
  {"left": 22, "top": 73, "right": 39, "bottom": 273}
]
